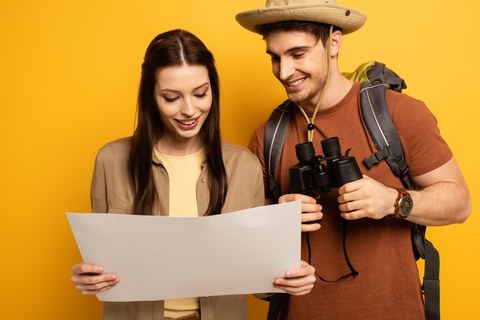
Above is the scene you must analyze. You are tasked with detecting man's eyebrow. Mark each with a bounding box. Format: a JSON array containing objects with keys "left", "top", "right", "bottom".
[{"left": 266, "top": 46, "right": 312, "bottom": 56}]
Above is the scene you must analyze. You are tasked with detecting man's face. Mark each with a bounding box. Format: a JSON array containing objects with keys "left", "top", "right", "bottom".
[{"left": 266, "top": 30, "right": 328, "bottom": 111}]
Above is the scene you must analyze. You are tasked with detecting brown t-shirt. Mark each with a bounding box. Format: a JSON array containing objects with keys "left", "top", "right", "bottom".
[{"left": 249, "top": 82, "right": 452, "bottom": 320}]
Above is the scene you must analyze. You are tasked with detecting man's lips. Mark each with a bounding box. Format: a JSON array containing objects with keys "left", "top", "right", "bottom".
[
  {"left": 286, "top": 77, "right": 307, "bottom": 87},
  {"left": 284, "top": 76, "right": 308, "bottom": 93}
]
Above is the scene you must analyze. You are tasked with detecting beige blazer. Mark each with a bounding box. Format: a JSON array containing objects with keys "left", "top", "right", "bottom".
[{"left": 90, "top": 138, "right": 265, "bottom": 320}]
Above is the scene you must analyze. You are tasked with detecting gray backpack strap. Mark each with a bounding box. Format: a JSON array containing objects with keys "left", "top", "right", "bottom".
[
  {"left": 360, "top": 63, "right": 439, "bottom": 319},
  {"left": 423, "top": 237, "right": 441, "bottom": 320},
  {"left": 263, "top": 100, "right": 291, "bottom": 201},
  {"left": 359, "top": 82, "right": 412, "bottom": 188},
  {"left": 263, "top": 101, "right": 292, "bottom": 320}
]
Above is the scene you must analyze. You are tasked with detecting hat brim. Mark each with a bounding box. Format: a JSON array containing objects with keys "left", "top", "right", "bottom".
[{"left": 236, "top": 3, "right": 367, "bottom": 35}]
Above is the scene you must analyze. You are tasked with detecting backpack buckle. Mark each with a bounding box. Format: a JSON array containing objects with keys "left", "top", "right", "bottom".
[{"left": 363, "top": 148, "right": 391, "bottom": 169}]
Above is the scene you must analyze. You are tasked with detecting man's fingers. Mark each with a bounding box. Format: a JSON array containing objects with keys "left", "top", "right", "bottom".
[
  {"left": 279, "top": 193, "right": 317, "bottom": 204},
  {"left": 301, "top": 222, "right": 321, "bottom": 232},
  {"left": 301, "top": 211, "right": 322, "bottom": 223}
]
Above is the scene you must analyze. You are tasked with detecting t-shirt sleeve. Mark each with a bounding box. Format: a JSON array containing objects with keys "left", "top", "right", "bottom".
[
  {"left": 248, "top": 123, "right": 275, "bottom": 201},
  {"left": 387, "top": 91, "right": 453, "bottom": 177}
]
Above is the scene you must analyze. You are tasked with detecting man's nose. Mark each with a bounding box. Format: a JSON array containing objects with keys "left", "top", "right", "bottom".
[{"left": 279, "top": 58, "right": 294, "bottom": 81}]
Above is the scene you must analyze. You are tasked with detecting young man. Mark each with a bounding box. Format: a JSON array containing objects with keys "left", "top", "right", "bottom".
[{"left": 236, "top": 1, "right": 471, "bottom": 319}]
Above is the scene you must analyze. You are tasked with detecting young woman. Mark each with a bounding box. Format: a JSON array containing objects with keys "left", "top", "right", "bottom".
[{"left": 71, "top": 29, "right": 315, "bottom": 320}]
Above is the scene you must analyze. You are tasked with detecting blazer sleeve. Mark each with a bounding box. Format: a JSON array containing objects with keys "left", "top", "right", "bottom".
[
  {"left": 251, "top": 155, "right": 266, "bottom": 207},
  {"left": 90, "top": 153, "right": 108, "bottom": 213}
]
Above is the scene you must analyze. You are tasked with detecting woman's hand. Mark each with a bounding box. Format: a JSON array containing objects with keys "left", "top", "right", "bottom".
[
  {"left": 71, "top": 263, "right": 120, "bottom": 295},
  {"left": 273, "top": 260, "right": 316, "bottom": 296},
  {"left": 279, "top": 194, "right": 323, "bottom": 232}
]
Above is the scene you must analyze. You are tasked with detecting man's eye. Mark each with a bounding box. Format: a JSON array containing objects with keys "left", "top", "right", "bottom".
[
  {"left": 270, "top": 55, "right": 280, "bottom": 62},
  {"left": 293, "top": 53, "right": 305, "bottom": 59}
]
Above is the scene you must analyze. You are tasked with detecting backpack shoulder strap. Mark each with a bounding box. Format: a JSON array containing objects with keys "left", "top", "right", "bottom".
[
  {"left": 264, "top": 100, "right": 291, "bottom": 201},
  {"left": 359, "top": 81, "right": 412, "bottom": 188},
  {"left": 359, "top": 63, "right": 440, "bottom": 319}
]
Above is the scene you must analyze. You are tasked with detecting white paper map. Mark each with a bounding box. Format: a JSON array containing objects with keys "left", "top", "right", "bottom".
[{"left": 67, "top": 200, "right": 301, "bottom": 302}]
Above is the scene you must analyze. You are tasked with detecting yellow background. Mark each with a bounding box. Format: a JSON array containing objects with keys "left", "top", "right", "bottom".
[{"left": 1, "top": 0, "right": 478, "bottom": 318}]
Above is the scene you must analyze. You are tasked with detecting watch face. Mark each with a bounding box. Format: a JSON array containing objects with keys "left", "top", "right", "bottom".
[{"left": 399, "top": 195, "right": 413, "bottom": 217}]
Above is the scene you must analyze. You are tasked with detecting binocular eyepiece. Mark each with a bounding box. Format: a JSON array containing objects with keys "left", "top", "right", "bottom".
[{"left": 290, "top": 137, "right": 363, "bottom": 195}]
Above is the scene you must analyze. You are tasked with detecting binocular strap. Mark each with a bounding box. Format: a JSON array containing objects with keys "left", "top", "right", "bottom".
[{"left": 306, "top": 219, "right": 358, "bottom": 282}]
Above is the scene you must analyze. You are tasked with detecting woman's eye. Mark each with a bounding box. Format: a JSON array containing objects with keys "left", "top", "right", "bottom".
[
  {"left": 194, "top": 92, "right": 207, "bottom": 98},
  {"left": 164, "top": 96, "right": 179, "bottom": 102}
]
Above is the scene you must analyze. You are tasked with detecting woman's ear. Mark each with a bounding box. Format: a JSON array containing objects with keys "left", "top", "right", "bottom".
[{"left": 330, "top": 30, "right": 343, "bottom": 57}]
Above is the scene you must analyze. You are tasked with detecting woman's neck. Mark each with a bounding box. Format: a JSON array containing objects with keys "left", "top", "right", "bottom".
[{"left": 156, "top": 136, "right": 204, "bottom": 156}]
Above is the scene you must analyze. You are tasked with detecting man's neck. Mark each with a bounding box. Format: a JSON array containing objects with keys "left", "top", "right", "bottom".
[{"left": 303, "top": 75, "right": 353, "bottom": 114}]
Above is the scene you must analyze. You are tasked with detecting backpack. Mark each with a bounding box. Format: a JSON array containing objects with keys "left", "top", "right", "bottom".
[{"left": 263, "top": 61, "right": 440, "bottom": 320}]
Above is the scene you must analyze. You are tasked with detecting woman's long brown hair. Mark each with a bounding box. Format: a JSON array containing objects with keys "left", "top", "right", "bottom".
[{"left": 128, "top": 29, "right": 227, "bottom": 216}]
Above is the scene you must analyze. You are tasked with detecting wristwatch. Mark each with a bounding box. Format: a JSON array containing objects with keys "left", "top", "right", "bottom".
[{"left": 394, "top": 189, "right": 413, "bottom": 218}]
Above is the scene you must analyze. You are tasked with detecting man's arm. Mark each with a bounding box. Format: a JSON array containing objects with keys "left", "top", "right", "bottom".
[
  {"left": 406, "top": 156, "right": 471, "bottom": 225},
  {"left": 337, "top": 157, "right": 471, "bottom": 226}
]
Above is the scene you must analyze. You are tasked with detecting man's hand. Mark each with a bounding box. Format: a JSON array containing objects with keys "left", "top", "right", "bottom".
[
  {"left": 273, "top": 260, "right": 316, "bottom": 296},
  {"left": 338, "top": 157, "right": 471, "bottom": 226},
  {"left": 279, "top": 193, "right": 323, "bottom": 232},
  {"left": 337, "top": 175, "right": 397, "bottom": 220}
]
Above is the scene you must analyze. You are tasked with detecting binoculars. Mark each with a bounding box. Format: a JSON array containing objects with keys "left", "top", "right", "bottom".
[{"left": 289, "top": 137, "right": 363, "bottom": 195}]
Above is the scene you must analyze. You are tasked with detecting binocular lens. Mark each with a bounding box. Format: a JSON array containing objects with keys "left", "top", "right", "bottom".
[
  {"left": 295, "top": 142, "right": 315, "bottom": 164},
  {"left": 321, "top": 137, "right": 341, "bottom": 158}
]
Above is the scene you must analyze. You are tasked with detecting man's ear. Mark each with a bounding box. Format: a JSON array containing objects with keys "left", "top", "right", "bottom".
[{"left": 330, "top": 30, "right": 342, "bottom": 57}]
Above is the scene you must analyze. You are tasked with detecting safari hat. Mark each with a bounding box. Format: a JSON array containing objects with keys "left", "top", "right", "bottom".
[{"left": 236, "top": 0, "right": 367, "bottom": 35}]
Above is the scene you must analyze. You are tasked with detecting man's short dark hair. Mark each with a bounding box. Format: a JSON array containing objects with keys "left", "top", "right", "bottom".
[{"left": 256, "top": 21, "right": 342, "bottom": 47}]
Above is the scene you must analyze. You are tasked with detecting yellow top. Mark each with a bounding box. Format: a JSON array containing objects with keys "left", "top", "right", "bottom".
[{"left": 154, "top": 147, "right": 206, "bottom": 318}]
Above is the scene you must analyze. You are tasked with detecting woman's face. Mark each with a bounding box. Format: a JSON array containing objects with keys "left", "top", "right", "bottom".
[{"left": 154, "top": 64, "right": 212, "bottom": 154}]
